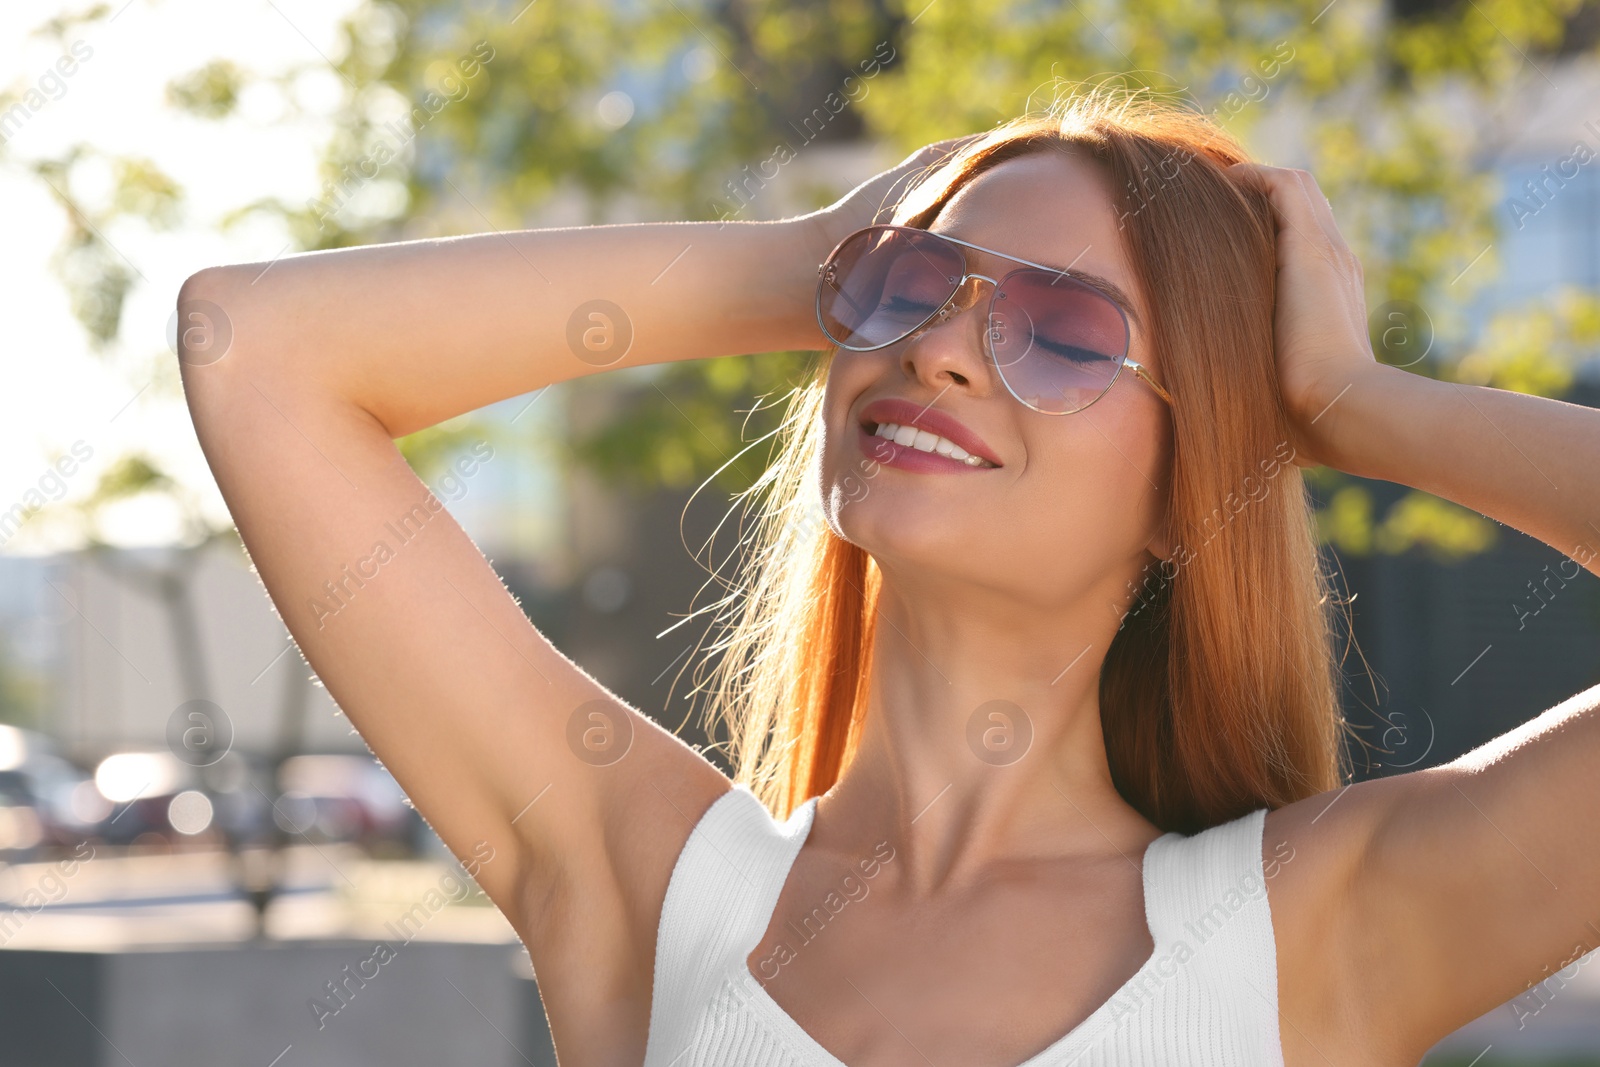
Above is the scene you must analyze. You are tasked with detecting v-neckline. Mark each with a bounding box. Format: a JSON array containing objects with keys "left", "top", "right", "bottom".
[{"left": 738, "top": 796, "right": 1178, "bottom": 1067}]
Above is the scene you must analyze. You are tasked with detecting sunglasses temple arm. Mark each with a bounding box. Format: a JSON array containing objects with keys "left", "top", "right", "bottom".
[{"left": 1128, "top": 360, "right": 1175, "bottom": 407}]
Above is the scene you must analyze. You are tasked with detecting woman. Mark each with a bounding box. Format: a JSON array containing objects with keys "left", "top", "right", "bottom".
[{"left": 177, "top": 86, "right": 1600, "bottom": 1066}]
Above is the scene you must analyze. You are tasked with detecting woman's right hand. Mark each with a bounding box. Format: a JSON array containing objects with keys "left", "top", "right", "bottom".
[{"left": 796, "top": 133, "right": 986, "bottom": 259}]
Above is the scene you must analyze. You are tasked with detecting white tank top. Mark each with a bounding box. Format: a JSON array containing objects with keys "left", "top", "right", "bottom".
[{"left": 643, "top": 783, "right": 1285, "bottom": 1067}]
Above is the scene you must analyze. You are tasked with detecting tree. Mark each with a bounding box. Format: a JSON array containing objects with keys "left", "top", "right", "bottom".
[{"left": 15, "top": 0, "right": 1600, "bottom": 568}]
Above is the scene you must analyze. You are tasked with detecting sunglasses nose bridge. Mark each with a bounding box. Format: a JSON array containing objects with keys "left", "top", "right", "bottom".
[
  {"left": 905, "top": 274, "right": 1008, "bottom": 399},
  {"left": 932, "top": 273, "right": 995, "bottom": 325}
]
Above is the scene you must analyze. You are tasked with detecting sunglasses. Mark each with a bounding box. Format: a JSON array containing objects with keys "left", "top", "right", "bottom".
[{"left": 815, "top": 224, "right": 1174, "bottom": 415}]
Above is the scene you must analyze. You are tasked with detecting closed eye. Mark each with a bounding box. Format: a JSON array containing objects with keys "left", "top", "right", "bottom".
[
  {"left": 1035, "top": 336, "right": 1116, "bottom": 365},
  {"left": 879, "top": 294, "right": 942, "bottom": 317}
]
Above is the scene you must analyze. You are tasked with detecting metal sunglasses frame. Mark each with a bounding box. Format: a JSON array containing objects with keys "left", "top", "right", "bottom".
[{"left": 816, "top": 224, "right": 1175, "bottom": 414}]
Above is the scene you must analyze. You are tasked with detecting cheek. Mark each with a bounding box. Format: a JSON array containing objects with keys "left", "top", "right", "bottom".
[
  {"left": 1013, "top": 411, "right": 1170, "bottom": 562},
  {"left": 818, "top": 355, "right": 880, "bottom": 491}
]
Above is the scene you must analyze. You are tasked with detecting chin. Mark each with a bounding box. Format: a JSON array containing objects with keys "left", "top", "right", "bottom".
[{"left": 829, "top": 484, "right": 982, "bottom": 568}]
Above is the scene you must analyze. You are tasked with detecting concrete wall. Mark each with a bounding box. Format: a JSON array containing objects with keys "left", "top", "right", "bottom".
[{"left": 0, "top": 941, "right": 555, "bottom": 1067}]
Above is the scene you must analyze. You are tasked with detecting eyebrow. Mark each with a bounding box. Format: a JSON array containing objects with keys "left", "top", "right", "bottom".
[{"left": 1053, "top": 267, "right": 1144, "bottom": 333}]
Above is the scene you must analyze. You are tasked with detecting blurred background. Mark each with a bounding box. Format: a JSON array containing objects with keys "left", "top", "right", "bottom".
[{"left": 1, "top": 0, "right": 1598, "bottom": 1064}]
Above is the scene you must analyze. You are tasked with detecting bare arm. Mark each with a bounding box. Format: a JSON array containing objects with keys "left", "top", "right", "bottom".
[
  {"left": 1303, "top": 364, "right": 1600, "bottom": 1055},
  {"left": 1319, "top": 365, "right": 1600, "bottom": 582},
  {"left": 189, "top": 217, "right": 837, "bottom": 438},
  {"left": 177, "top": 216, "right": 827, "bottom": 924},
  {"left": 175, "top": 137, "right": 973, "bottom": 1058},
  {"left": 1235, "top": 162, "right": 1600, "bottom": 1060},
  {"left": 1313, "top": 364, "right": 1600, "bottom": 1052}
]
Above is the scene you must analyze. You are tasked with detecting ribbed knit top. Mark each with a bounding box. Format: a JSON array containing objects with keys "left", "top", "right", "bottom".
[{"left": 643, "top": 784, "right": 1285, "bottom": 1067}]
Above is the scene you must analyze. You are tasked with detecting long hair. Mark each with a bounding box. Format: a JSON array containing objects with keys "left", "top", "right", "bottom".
[{"left": 695, "top": 84, "right": 1352, "bottom": 834}]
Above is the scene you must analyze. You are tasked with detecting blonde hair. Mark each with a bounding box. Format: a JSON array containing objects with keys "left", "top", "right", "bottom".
[{"left": 691, "top": 85, "right": 1352, "bottom": 834}]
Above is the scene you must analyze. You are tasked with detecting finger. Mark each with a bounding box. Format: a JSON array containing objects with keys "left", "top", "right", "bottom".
[
  {"left": 930, "top": 132, "right": 983, "bottom": 153},
  {"left": 1230, "top": 162, "right": 1316, "bottom": 243},
  {"left": 1231, "top": 163, "right": 1349, "bottom": 273},
  {"left": 883, "top": 138, "right": 976, "bottom": 214},
  {"left": 915, "top": 133, "right": 985, "bottom": 169},
  {"left": 1288, "top": 168, "right": 1350, "bottom": 259},
  {"left": 1244, "top": 163, "right": 1352, "bottom": 260},
  {"left": 1228, "top": 163, "right": 1368, "bottom": 339}
]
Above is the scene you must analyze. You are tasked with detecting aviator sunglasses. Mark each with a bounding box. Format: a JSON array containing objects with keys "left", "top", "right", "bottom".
[{"left": 815, "top": 224, "right": 1175, "bottom": 415}]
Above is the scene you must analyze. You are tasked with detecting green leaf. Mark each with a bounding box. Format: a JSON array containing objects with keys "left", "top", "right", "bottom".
[{"left": 165, "top": 59, "right": 245, "bottom": 119}]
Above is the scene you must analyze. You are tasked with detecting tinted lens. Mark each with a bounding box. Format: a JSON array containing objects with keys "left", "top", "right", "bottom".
[
  {"left": 988, "top": 270, "right": 1129, "bottom": 414},
  {"left": 818, "top": 227, "right": 966, "bottom": 349}
]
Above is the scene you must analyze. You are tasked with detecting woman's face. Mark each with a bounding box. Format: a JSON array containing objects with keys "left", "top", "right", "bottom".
[{"left": 819, "top": 148, "right": 1174, "bottom": 612}]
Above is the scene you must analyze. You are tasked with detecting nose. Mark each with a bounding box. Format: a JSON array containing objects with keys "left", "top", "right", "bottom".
[{"left": 899, "top": 276, "right": 996, "bottom": 395}]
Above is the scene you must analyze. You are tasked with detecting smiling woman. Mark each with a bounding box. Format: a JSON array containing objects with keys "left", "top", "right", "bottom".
[
  {"left": 708, "top": 98, "right": 1343, "bottom": 836},
  {"left": 176, "top": 77, "right": 1600, "bottom": 1067}
]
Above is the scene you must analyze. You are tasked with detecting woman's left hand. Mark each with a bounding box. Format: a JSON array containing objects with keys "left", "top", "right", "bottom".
[{"left": 1229, "top": 162, "right": 1386, "bottom": 469}]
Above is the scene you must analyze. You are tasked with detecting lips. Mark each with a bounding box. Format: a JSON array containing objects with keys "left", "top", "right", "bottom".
[{"left": 857, "top": 397, "right": 1003, "bottom": 468}]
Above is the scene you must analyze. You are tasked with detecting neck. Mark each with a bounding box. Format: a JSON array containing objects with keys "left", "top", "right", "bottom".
[{"left": 814, "top": 564, "right": 1162, "bottom": 895}]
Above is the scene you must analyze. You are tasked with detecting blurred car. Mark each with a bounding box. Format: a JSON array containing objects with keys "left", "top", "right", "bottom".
[
  {"left": 91, "top": 749, "right": 202, "bottom": 847},
  {"left": 0, "top": 770, "right": 45, "bottom": 861},
  {"left": 274, "top": 754, "right": 412, "bottom": 849},
  {"left": 0, "top": 725, "right": 103, "bottom": 855}
]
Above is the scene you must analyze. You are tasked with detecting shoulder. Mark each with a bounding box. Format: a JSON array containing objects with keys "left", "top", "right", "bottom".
[
  {"left": 1261, "top": 777, "right": 1418, "bottom": 1065},
  {"left": 594, "top": 727, "right": 739, "bottom": 958},
  {"left": 507, "top": 719, "right": 734, "bottom": 1058}
]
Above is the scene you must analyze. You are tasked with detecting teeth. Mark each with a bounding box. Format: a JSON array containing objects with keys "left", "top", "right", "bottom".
[{"left": 871, "top": 422, "right": 997, "bottom": 467}]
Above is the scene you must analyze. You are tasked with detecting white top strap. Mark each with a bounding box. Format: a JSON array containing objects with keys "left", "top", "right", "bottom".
[
  {"left": 646, "top": 785, "right": 815, "bottom": 1065},
  {"left": 1112, "top": 806, "right": 1282, "bottom": 1065}
]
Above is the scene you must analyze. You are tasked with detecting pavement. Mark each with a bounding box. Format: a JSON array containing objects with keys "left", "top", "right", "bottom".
[{"left": 0, "top": 843, "right": 519, "bottom": 950}]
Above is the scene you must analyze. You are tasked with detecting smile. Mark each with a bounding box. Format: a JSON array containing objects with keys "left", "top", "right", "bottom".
[{"left": 868, "top": 422, "right": 1000, "bottom": 468}]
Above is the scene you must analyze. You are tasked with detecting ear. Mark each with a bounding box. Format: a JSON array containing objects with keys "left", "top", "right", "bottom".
[
  {"left": 1142, "top": 422, "right": 1177, "bottom": 569},
  {"left": 1143, "top": 517, "right": 1173, "bottom": 568}
]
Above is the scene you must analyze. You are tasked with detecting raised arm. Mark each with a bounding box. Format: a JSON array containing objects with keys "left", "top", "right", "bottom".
[
  {"left": 175, "top": 137, "right": 972, "bottom": 1058},
  {"left": 176, "top": 217, "right": 819, "bottom": 904},
  {"left": 1232, "top": 162, "right": 1600, "bottom": 1063}
]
